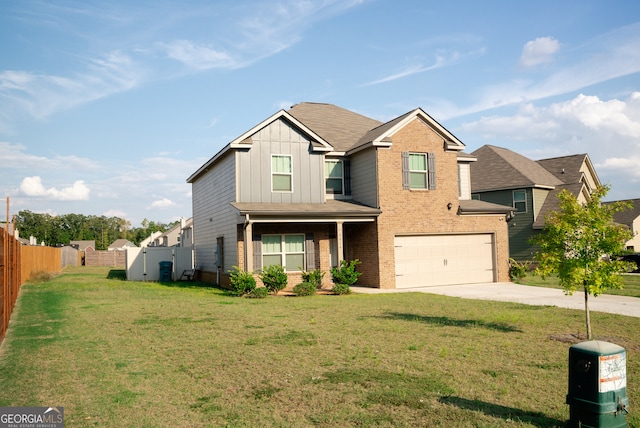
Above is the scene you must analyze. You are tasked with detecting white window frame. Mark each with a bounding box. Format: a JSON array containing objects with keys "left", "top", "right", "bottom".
[
  {"left": 271, "top": 154, "right": 293, "bottom": 192},
  {"left": 325, "top": 159, "right": 344, "bottom": 196},
  {"left": 409, "top": 153, "right": 428, "bottom": 189},
  {"left": 262, "top": 234, "right": 305, "bottom": 272},
  {"left": 513, "top": 189, "right": 527, "bottom": 213}
]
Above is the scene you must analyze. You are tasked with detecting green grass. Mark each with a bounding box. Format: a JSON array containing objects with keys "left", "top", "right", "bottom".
[
  {"left": 1, "top": 266, "right": 638, "bottom": 427},
  {"left": 520, "top": 272, "right": 640, "bottom": 298}
]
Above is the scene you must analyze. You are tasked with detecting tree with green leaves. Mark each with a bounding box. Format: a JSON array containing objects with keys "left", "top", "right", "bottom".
[{"left": 532, "top": 186, "right": 633, "bottom": 339}]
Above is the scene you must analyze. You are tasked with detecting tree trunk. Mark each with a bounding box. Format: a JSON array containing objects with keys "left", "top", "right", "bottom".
[{"left": 584, "top": 284, "right": 592, "bottom": 340}]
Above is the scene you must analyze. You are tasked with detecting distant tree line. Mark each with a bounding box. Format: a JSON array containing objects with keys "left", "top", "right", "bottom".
[{"left": 13, "top": 210, "right": 177, "bottom": 250}]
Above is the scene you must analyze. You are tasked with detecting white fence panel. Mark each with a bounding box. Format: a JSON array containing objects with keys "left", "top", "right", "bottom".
[{"left": 125, "top": 247, "right": 194, "bottom": 281}]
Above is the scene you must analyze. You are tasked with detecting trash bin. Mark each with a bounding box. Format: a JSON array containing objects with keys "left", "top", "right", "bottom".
[
  {"left": 159, "top": 261, "right": 173, "bottom": 282},
  {"left": 567, "top": 340, "right": 628, "bottom": 427}
]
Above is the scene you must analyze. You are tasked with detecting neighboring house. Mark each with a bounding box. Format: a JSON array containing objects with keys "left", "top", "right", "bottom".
[
  {"left": 149, "top": 221, "right": 183, "bottom": 247},
  {"left": 180, "top": 217, "right": 194, "bottom": 248},
  {"left": 606, "top": 199, "right": 640, "bottom": 251},
  {"left": 187, "top": 102, "right": 513, "bottom": 289},
  {"left": 470, "top": 145, "right": 600, "bottom": 261},
  {"left": 139, "top": 231, "right": 162, "bottom": 248},
  {"left": 108, "top": 239, "right": 137, "bottom": 251},
  {"left": 70, "top": 240, "right": 96, "bottom": 252}
]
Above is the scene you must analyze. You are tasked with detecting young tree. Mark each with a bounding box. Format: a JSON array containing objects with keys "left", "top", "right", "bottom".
[{"left": 533, "top": 186, "right": 633, "bottom": 339}]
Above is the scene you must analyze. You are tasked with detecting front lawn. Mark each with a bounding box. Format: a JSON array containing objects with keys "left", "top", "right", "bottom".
[
  {"left": 520, "top": 272, "right": 640, "bottom": 298},
  {"left": 0, "top": 267, "right": 637, "bottom": 427}
]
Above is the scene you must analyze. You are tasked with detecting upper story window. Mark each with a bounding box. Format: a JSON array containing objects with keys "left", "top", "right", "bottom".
[
  {"left": 325, "top": 160, "right": 344, "bottom": 195},
  {"left": 272, "top": 155, "right": 292, "bottom": 192},
  {"left": 402, "top": 152, "right": 436, "bottom": 190},
  {"left": 513, "top": 189, "right": 527, "bottom": 213},
  {"left": 325, "top": 159, "right": 351, "bottom": 197}
]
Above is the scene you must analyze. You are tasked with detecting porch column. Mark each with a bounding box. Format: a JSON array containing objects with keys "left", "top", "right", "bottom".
[
  {"left": 245, "top": 219, "right": 253, "bottom": 273},
  {"left": 336, "top": 221, "right": 344, "bottom": 264}
]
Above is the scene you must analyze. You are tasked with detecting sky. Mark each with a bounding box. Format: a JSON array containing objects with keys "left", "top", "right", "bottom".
[{"left": 1, "top": 0, "right": 640, "bottom": 228}]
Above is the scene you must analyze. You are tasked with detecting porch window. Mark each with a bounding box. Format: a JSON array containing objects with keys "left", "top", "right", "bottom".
[
  {"left": 513, "top": 189, "right": 527, "bottom": 213},
  {"left": 262, "top": 234, "right": 305, "bottom": 271},
  {"left": 272, "top": 155, "right": 292, "bottom": 192}
]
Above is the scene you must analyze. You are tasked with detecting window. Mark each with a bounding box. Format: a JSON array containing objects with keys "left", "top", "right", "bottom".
[
  {"left": 402, "top": 152, "right": 436, "bottom": 190},
  {"left": 262, "top": 234, "right": 305, "bottom": 271},
  {"left": 325, "top": 160, "right": 343, "bottom": 194},
  {"left": 409, "top": 153, "right": 427, "bottom": 188},
  {"left": 272, "top": 155, "right": 292, "bottom": 192},
  {"left": 471, "top": 194, "right": 480, "bottom": 200},
  {"left": 513, "top": 190, "right": 527, "bottom": 213}
]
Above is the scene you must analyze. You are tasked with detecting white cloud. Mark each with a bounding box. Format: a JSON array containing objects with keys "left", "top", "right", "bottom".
[
  {"left": 19, "top": 176, "right": 90, "bottom": 201},
  {"left": 0, "top": 51, "right": 142, "bottom": 121},
  {"left": 363, "top": 48, "right": 485, "bottom": 87},
  {"left": 459, "top": 92, "right": 640, "bottom": 199},
  {"left": 0, "top": 142, "right": 100, "bottom": 170},
  {"left": 104, "top": 209, "right": 128, "bottom": 218},
  {"left": 519, "top": 37, "right": 560, "bottom": 68},
  {"left": 148, "top": 198, "right": 176, "bottom": 209},
  {"left": 160, "top": 40, "right": 236, "bottom": 71},
  {"left": 446, "top": 23, "right": 640, "bottom": 119}
]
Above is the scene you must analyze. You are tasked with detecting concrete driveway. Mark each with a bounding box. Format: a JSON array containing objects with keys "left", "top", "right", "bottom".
[{"left": 351, "top": 281, "right": 640, "bottom": 318}]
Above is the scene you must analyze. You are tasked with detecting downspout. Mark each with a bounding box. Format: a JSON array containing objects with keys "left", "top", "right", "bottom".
[{"left": 243, "top": 214, "right": 253, "bottom": 273}]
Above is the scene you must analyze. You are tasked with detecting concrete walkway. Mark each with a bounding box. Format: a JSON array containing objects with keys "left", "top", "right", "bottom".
[{"left": 351, "top": 282, "right": 640, "bottom": 318}]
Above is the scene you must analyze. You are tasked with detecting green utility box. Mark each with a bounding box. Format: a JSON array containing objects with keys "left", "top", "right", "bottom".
[
  {"left": 567, "top": 340, "right": 628, "bottom": 427},
  {"left": 159, "top": 261, "right": 173, "bottom": 282}
]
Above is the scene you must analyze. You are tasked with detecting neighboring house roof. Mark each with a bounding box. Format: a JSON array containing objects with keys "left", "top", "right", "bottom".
[
  {"left": 607, "top": 199, "right": 640, "bottom": 228},
  {"left": 532, "top": 183, "right": 585, "bottom": 229},
  {"left": 536, "top": 154, "right": 589, "bottom": 183},
  {"left": 108, "top": 239, "right": 136, "bottom": 250},
  {"left": 458, "top": 200, "right": 515, "bottom": 216},
  {"left": 70, "top": 240, "right": 96, "bottom": 251},
  {"left": 471, "top": 145, "right": 563, "bottom": 192}
]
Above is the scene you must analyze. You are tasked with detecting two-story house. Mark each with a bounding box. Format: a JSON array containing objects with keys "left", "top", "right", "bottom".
[
  {"left": 606, "top": 199, "right": 640, "bottom": 251},
  {"left": 188, "top": 103, "right": 513, "bottom": 289},
  {"left": 470, "top": 145, "right": 600, "bottom": 261}
]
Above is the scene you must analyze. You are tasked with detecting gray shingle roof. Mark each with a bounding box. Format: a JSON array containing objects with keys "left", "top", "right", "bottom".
[
  {"left": 287, "top": 102, "right": 383, "bottom": 152},
  {"left": 606, "top": 199, "right": 640, "bottom": 227},
  {"left": 470, "top": 145, "right": 563, "bottom": 192},
  {"left": 231, "top": 199, "right": 381, "bottom": 217},
  {"left": 532, "top": 183, "right": 585, "bottom": 229},
  {"left": 536, "top": 154, "right": 588, "bottom": 185}
]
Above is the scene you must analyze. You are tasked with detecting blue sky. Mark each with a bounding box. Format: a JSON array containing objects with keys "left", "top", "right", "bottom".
[{"left": 1, "top": 0, "right": 639, "bottom": 227}]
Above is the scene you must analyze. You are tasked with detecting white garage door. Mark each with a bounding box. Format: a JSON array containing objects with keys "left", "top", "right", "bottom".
[{"left": 394, "top": 234, "right": 495, "bottom": 288}]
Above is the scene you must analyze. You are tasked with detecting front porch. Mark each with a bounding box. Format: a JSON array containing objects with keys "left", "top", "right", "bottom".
[{"left": 232, "top": 201, "right": 381, "bottom": 290}]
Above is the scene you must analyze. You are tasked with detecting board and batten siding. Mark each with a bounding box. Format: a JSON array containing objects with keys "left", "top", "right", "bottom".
[
  {"left": 192, "top": 151, "right": 239, "bottom": 273},
  {"left": 350, "top": 147, "right": 378, "bottom": 208},
  {"left": 237, "top": 119, "right": 324, "bottom": 204}
]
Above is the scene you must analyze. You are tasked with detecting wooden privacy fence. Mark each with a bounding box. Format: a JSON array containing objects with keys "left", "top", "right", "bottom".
[{"left": 1, "top": 228, "right": 61, "bottom": 344}]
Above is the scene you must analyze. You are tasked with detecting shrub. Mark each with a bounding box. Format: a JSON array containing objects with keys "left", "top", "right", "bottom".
[
  {"left": 330, "top": 259, "right": 362, "bottom": 287},
  {"left": 293, "top": 282, "right": 316, "bottom": 296},
  {"left": 229, "top": 266, "right": 256, "bottom": 296},
  {"left": 246, "top": 287, "right": 269, "bottom": 299},
  {"left": 259, "top": 264, "right": 288, "bottom": 295},
  {"left": 331, "top": 283, "right": 351, "bottom": 295},
  {"left": 508, "top": 258, "right": 529, "bottom": 283},
  {"left": 301, "top": 268, "right": 325, "bottom": 289}
]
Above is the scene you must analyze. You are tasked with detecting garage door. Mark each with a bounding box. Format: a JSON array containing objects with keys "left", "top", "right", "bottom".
[{"left": 394, "top": 234, "right": 495, "bottom": 288}]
